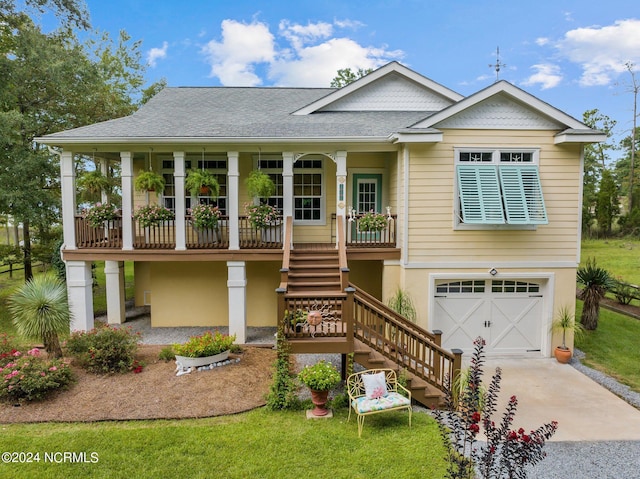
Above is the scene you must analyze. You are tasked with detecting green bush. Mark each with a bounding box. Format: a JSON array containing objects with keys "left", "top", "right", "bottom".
[
  {"left": 65, "top": 326, "right": 140, "bottom": 374},
  {"left": 265, "top": 328, "right": 301, "bottom": 410},
  {"left": 0, "top": 333, "right": 22, "bottom": 356},
  {"left": 0, "top": 348, "right": 74, "bottom": 402},
  {"left": 158, "top": 346, "right": 175, "bottom": 362}
]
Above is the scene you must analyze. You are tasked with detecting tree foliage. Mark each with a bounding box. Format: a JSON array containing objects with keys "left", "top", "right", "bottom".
[
  {"left": 330, "top": 67, "right": 374, "bottom": 87},
  {"left": 595, "top": 169, "right": 619, "bottom": 236}
]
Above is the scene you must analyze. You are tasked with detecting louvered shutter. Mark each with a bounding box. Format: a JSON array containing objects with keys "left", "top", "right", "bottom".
[
  {"left": 456, "top": 165, "right": 505, "bottom": 224},
  {"left": 498, "top": 165, "right": 548, "bottom": 224}
]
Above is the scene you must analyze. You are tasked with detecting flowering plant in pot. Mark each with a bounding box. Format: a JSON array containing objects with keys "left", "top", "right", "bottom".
[
  {"left": 189, "top": 204, "right": 222, "bottom": 230},
  {"left": 297, "top": 360, "right": 341, "bottom": 416},
  {"left": 133, "top": 204, "right": 175, "bottom": 228},
  {"left": 358, "top": 210, "right": 388, "bottom": 232},
  {"left": 83, "top": 202, "right": 120, "bottom": 228},
  {"left": 245, "top": 203, "right": 279, "bottom": 229}
]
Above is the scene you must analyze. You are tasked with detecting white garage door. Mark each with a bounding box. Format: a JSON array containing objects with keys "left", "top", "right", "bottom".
[{"left": 433, "top": 279, "right": 543, "bottom": 354}]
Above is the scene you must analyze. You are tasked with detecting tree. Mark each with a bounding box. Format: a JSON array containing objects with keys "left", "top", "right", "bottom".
[
  {"left": 330, "top": 67, "right": 373, "bottom": 87},
  {"left": 577, "top": 258, "right": 612, "bottom": 330},
  {"left": 0, "top": 17, "right": 165, "bottom": 280},
  {"left": 623, "top": 62, "right": 639, "bottom": 213},
  {"left": 581, "top": 109, "right": 616, "bottom": 235},
  {"left": 595, "top": 169, "right": 619, "bottom": 236},
  {"left": 9, "top": 274, "right": 71, "bottom": 358},
  {"left": 0, "top": 0, "right": 89, "bottom": 30}
]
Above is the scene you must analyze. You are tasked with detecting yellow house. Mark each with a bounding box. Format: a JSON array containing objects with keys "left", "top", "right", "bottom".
[{"left": 37, "top": 62, "right": 604, "bottom": 401}]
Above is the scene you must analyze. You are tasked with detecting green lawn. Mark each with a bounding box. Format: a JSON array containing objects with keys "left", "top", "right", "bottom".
[
  {"left": 581, "top": 238, "right": 640, "bottom": 284},
  {"left": 575, "top": 301, "right": 640, "bottom": 392},
  {"left": 0, "top": 408, "right": 446, "bottom": 479}
]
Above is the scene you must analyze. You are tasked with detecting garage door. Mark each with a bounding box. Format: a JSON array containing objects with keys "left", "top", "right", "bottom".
[{"left": 433, "top": 279, "right": 543, "bottom": 354}]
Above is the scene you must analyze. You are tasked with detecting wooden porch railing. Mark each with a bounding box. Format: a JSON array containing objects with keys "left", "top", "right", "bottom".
[
  {"left": 351, "top": 284, "right": 461, "bottom": 393},
  {"left": 345, "top": 214, "right": 397, "bottom": 247},
  {"left": 185, "top": 216, "right": 229, "bottom": 249},
  {"left": 133, "top": 218, "right": 176, "bottom": 249},
  {"left": 75, "top": 216, "right": 123, "bottom": 248},
  {"left": 238, "top": 216, "right": 283, "bottom": 249}
]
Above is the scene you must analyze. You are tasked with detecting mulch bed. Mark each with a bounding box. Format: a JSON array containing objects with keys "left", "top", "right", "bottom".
[{"left": 0, "top": 345, "right": 276, "bottom": 423}]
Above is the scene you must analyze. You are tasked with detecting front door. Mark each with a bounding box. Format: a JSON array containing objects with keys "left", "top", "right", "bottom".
[{"left": 352, "top": 174, "right": 382, "bottom": 240}]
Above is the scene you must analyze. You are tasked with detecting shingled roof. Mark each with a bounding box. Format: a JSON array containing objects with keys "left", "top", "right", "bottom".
[{"left": 40, "top": 86, "right": 437, "bottom": 142}]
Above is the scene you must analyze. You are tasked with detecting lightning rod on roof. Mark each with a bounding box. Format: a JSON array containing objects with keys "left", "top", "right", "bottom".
[{"left": 488, "top": 46, "right": 506, "bottom": 82}]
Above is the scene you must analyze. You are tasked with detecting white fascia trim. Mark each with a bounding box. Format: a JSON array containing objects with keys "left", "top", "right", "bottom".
[
  {"left": 292, "top": 62, "right": 464, "bottom": 115},
  {"left": 554, "top": 132, "right": 608, "bottom": 144},
  {"left": 35, "top": 136, "right": 395, "bottom": 145},
  {"left": 414, "top": 81, "right": 587, "bottom": 130},
  {"left": 389, "top": 131, "right": 443, "bottom": 143},
  {"left": 403, "top": 261, "right": 578, "bottom": 269}
]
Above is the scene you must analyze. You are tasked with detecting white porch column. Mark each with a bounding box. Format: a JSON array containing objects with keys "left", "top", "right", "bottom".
[
  {"left": 120, "top": 151, "right": 134, "bottom": 250},
  {"left": 227, "top": 151, "right": 240, "bottom": 250},
  {"left": 105, "top": 260, "right": 125, "bottom": 324},
  {"left": 282, "top": 152, "right": 294, "bottom": 243},
  {"left": 227, "top": 261, "right": 247, "bottom": 343},
  {"left": 66, "top": 260, "right": 94, "bottom": 332},
  {"left": 60, "top": 150, "right": 77, "bottom": 250},
  {"left": 335, "top": 150, "right": 347, "bottom": 246},
  {"left": 100, "top": 158, "right": 109, "bottom": 204},
  {"left": 173, "top": 151, "right": 186, "bottom": 250}
]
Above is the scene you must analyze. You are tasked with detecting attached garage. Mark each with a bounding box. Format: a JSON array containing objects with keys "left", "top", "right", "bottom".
[{"left": 432, "top": 279, "right": 546, "bottom": 355}]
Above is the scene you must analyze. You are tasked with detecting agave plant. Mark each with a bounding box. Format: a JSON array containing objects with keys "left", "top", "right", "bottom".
[
  {"left": 576, "top": 258, "right": 612, "bottom": 330},
  {"left": 8, "top": 274, "right": 71, "bottom": 358}
]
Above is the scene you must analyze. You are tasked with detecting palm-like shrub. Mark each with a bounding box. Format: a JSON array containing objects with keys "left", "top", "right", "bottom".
[
  {"left": 577, "top": 258, "right": 612, "bottom": 330},
  {"left": 8, "top": 274, "right": 71, "bottom": 358}
]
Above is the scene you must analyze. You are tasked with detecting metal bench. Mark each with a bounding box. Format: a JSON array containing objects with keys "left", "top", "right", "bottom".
[{"left": 347, "top": 368, "right": 412, "bottom": 437}]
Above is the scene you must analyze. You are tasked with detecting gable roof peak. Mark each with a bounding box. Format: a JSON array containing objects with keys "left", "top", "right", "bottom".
[{"left": 293, "top": 61, "right": 463, "bottom": 115}]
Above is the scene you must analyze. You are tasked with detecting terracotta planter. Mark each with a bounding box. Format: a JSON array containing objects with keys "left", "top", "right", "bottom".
[
  {"left": 554, "top": 346, "right": 572, "bottom": 364},
  {"left": 310, "top": 389, "right": 330, "bottom": 416}
]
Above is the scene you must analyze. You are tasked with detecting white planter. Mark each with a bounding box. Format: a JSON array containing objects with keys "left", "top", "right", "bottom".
[
  {"left": 196, "top": 228, "right": 220, "bottom": 244},
  {"left": 175, "top": 350, "right": 230, "bottom": 369},
  {"left": 261, "top": 223, "right": 282, "bottom": 243}
]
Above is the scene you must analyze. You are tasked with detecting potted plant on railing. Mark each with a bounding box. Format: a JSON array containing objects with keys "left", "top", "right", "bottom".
[
  {"left": 133, "top": 204, "right": 175, "bottom": 228},
  {"left": 551, "top": 306, "right": 584, "bottom": 363},
  {"left": 297, "top": 360, "right": 341, "bottom": 416},
  {"left": 245, "top": 203, "right": 280, "bottom": 242},
  {"left": 134, "top": 169, "right": 165, "bottom": 196},
  {"left": 185, "top": 169, "right": 220, "bottom": 198},
  {"left": 173, "top": 330, "right": 236, "bottom": 374},
  {"left": 190, "top": 203, "right": 222, "bottom": 243},
  {"left": 82, "top": 202, "right": 119, "bottom": 228},
  {"left": 358, "top": 210, "right": 388, "bottom": 232}
]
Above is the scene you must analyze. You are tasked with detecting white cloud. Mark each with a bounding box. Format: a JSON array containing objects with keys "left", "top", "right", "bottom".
[
  {"left": 522, "top": 64, "right": 563, "bottom": 89},
  {"left": 200, "top": 19, "right": 275, "bottom": 86},
  {"left": 200, "top": 18, "right": 403, "bottom": 87},
  {"left": 147, "top": 41, "right": 168, "bottom": 68},
  {"left": 555, "top": 19, "right": 640, "bottom": 86},
  {"left": 535, "top": 37, "right": 549, "bottom": 46}
]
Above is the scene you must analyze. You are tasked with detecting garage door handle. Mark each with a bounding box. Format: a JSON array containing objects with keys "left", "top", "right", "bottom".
[{"left": 484, "top": 320, "right": 492, "bottom": 327}]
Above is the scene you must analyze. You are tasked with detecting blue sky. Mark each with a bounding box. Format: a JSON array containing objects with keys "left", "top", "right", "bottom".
[{"left": 48, "top": 1, "right": 640, "bottom": 158}]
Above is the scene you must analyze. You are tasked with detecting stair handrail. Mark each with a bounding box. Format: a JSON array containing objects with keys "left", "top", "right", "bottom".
[{"left": 350, "top": 283, "right": 461, "bottom": 392}]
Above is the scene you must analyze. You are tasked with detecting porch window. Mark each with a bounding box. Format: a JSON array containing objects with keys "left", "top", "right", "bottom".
[
  {"left": 455, "top": 149, "right": 547, "bottom": 227},
  {"left": 294, "top": 158, "right": 323, "bottom": 223},
  {"left": 162, "top": 156, "right": 227, "bottom": 215},
  {"left": 258, "top": 158, "right": 283, "bottom": 213}
]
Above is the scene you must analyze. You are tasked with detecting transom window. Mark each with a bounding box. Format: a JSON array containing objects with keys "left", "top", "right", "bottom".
[
  {"left": 455, "top": 148, "right": 546, "bottom": 227},
  {"left": 436, "top": 280, "right": 486, "bottom": 294},
  {"left": 491, "top": 280, "right": 540, "bottom": 293},
  {"left": 294, "top": 158, "right": 323, "bottom": 223}
]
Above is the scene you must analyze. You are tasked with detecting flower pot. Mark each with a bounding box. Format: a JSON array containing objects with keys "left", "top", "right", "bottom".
[
  {"left": 261, "top": 223, "right": 281, "bottom": 243},
  {"left": 175, "top": 350, "right": 230, "bottom": 369},
  {"left": 310, "top": 389, "right": 330, "bottom": 416},
  {"left": 199, "top": 186, "right": 211, "bottom": 195},
  {"left": 197, "top": 228, "right": 220, "bottom": 245},
  {"left": 554, "top": 346, "right": 572, "bottom": 364}
]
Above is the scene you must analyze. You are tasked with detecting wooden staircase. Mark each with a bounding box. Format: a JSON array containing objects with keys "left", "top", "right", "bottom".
[
  {"left": 277, "top": 217, "right": 462, "bottom": 409},
  {"left": 286, "top": 247, "right": 342, "bottom": 294}
]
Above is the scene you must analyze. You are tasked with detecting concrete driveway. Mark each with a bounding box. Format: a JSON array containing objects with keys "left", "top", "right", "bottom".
[{"left": 481, "top": 357, "right": 640, "bottom": 442}]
